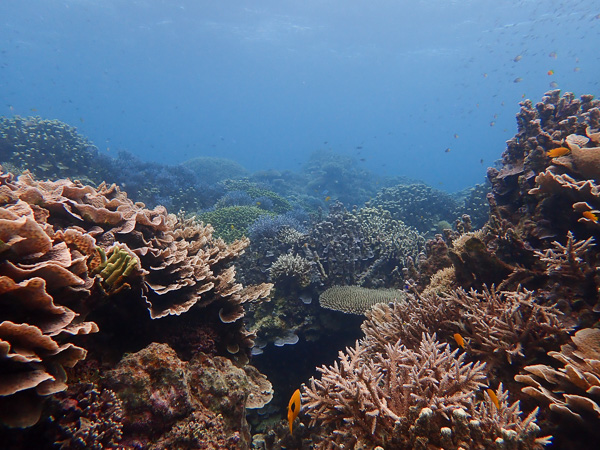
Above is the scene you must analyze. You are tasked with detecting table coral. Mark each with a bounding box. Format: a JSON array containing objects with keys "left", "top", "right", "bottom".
[{"left": 319, "top": 285, "right": 405, "bottom": 315}]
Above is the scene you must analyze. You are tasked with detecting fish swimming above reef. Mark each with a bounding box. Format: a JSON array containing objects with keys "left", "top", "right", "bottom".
[
  {"left": 582, "top": 211, "right": 599, "bottom": 223},
  {"left": 546, "top": 147, "right": 570, "bottom": 158},
  {"left": 453, "top": 333, "right": 465, "bottom": 349},
  {"left": 288, "top": 388, "right": 301, "bottom": 434},
  {"left": 486, "top": 388, "right": 500, "bottom": 409}
]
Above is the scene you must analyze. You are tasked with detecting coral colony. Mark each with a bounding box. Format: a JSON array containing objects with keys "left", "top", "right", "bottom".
[{"left": 2, "top": 90, "right": 600, "bottom": 448}]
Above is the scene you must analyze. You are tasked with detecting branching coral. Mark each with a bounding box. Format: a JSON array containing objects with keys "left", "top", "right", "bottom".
[
  {"left": 443, "top": 286, "right": 568, "bottom": 364},
  {"left": 361, "top": 285, "right": 567, "bottom": 367},
  {"left": 269, "top": 254, "right": 312, "bottom": 289},
  {"left": 366, "top": 182, "right": 460, "bottom": 234},
  {"left": 294, "top": 203, "right": 424, "bottom": 290},
  {"left": 303, "top": 333, "right": 548, "bottom": 449},
  {"left": 534, "top": 231, "right": 595, "bottom": 278}
]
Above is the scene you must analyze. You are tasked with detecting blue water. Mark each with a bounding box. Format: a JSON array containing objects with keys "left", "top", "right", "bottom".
[{"left": 1, "top": 0, "right": 598, "bottom": 191}]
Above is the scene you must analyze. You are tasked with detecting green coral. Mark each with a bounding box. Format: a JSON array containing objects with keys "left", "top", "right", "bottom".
[
  {"left": 220, "top": 179, "right": 292, "bottom": 214},
  {"left": 92, "top": 246, "right": 138, "bottom": 292},
  {"left": 199, "top": 206, "right": 273, "bottom": 242}
]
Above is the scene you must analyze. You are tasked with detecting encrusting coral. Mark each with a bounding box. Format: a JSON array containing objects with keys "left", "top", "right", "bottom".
[
  {"left": 303, "top": 333, "right": 549, "bottom": 449},
  {"left": 102, "top": 342, "right": 272, "bottom": 449}
]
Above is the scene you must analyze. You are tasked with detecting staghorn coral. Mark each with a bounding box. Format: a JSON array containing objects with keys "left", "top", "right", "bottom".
[
  {"left": 303, "top": 333, "right": 548, "bottom": 449},
  {"left": 319, "top": 285, "right": 405, "bottom": 315},
  {"left": 516, "top": 328, "right": 600, "bottom": 425},
  {"left": 361, "top": 285, "right": 567, "bottom": 367},
  {"left": 443, "top": 286, "right": 568, "bottom": 365},
  {"left": 533, "top": 231, "right": 595, "bottom": 278},
  {"left": 361, "top": 291, "right": 459, "bottom": 352}
]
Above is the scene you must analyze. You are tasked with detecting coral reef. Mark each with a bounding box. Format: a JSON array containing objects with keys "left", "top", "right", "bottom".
[
  {"left": 0, "top": 116, "right": 107, "bottom": 184},
  {"left": 0, "top": 167, "right": 272, "bottom": 431},
  {"left": 367, "top": 182, "right": 461, "bottom": 234},
  {"left": 103, "top": 342, "right": 272, "bottom": 449},
  {"left": 269, "top": 254, "right": 312, "bottom": 289},
  {"left": 292, "top": 203, "right": 424, "bottom": 290},
  {"left": 184, "top": 156, "right": 249, "bottom": 185},
  {"left": 0, "top": 172, "right": 100, "bottom": 427},
  {"left": 302, "top": 149, "right": 378, "bottom": 206},
  {"left": 200, "top": 205, "right": 274, "bottom": 242},
  {"left": 219, "top": 179, "right": 293, "bottom": 215},
  {"left": 303, "top": 333, "right": 549, "bottom": 449},
  {"left": 488, "top": 90, "right": 600, "bottom": 242}
]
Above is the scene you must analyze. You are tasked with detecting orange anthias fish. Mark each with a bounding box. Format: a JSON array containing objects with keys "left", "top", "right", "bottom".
[
  {"left": 453, "top": 333, "right": 465, "bottom": 349},
  {"left": 546, "top": 147, "right": 570, "bottom": 158},
  {"left": 486, "top": 388, "right": 500, "bottom": 409},
  {"left": 583, "top": 211, "right": 599, "bottom": 223},
  {"left": 288, "top": 388, "right": 301, "bottom": 434}
]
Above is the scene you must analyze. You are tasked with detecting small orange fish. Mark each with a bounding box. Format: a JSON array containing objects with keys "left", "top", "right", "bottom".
[
  {"left": 547, "top": 70, "right": 554, "bottom": 76},
  {"left": 453, "top": 333, "right": 465, "bottom": 349},
  {"left": 324, "top": 196, "right": 331, "bottom": 202},
  {"left": 546, "top": 147, "right": 570, "bottom": 158},
  {"left": 486, "top": 388, "right": 500, "bottom": 409},
  {"left": 583, "top": 211, "right": 599, "bottom": 222},
  {"left": 445, "top": 148, "right": 451, "bottom": 153},
  {"left": 288, "top": 388, "right": 301, "bottom": 434}
]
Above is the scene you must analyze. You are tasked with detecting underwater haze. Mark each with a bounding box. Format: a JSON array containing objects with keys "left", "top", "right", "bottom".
[{"left": 1, "top": 0, "right": 599, "bottom": 191}]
